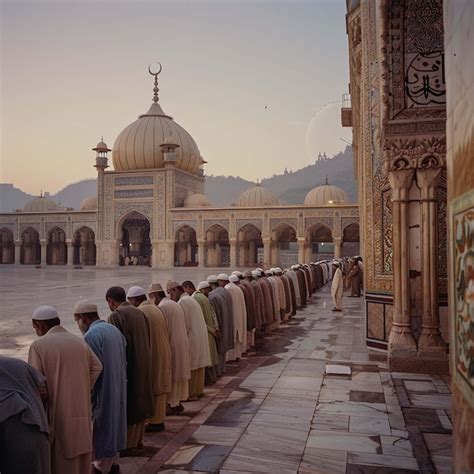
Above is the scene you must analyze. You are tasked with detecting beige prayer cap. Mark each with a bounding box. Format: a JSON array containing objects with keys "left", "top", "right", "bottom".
[
  {"left": 33, "top": 305, "right": 59, "bottom": 321},
  {"left": 243, "top": 270, "right": 252, "bottom": 278},
  {"left": 73, "top": 299, "right": 97, "bottom": 314},
  {"left": 166, "top": 280, "right": 180, "bottom": 291},
  {"left": 127, "top": 286, "right": 146, "bottom": 298},
  {"left": 197, "top": 281, "right": 210, "bottom": 290},
  {"left": 217, "top": 273, "right": 229, "bottom": 281},
  {"left": 231, "top": 271, "right": 243, "bottom": 277},
  {"left": 207, "top": 275, "right": 218, "bottom": 283},
  {"left": 229, "top": 275, "right": 239, "bottom": 283},
  {"left": 148, "top": 283, "right": 163, "bottom": 294}
]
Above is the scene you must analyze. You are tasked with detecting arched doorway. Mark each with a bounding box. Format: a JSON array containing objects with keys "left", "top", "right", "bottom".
[
  {"left": 237, "top": 223, "right": 263, "bottom": 267},
  {"left": 174, "top": 225, "right": 198, "bottom": 267},
  {"left": 343, "top": 222, "right": 360, "bottom": 257},
  {"left": 205, "top": 224, "right": 230, "bottom": 267},
  {"left": 0, "top": 228, "right": 14, "bottom": 264},
  {"left": 307, "top": 223, "right": 333, "bottom": 261},
  {"left": 119, "top": 211, "right": 152, "bottom": 266},
  {"left": 271, "top": 223, "right": 297, "bottom": 267},
  {"left": 46, "top": 227, "right": 67, "bottom": 265},
  {"left": 73, "top": 227, "right": 96, "bottom": 265},
  {"left": 20, "top": 227, "right": 41, "bottom": 265}
]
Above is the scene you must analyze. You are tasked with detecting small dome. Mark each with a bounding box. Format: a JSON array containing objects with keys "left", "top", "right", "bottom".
[
  {"left": 80, "top": 196, "right": 98, "bottom": 210},
  {"left": 93, "top": 139, "right": 110, "bottom": 151},
  {"left": 184, "top": 193, "right": 212, "bottom": 208},
  {"left": 235, "top": 184, "right": 282, "bottom": 207},
  {"left": 23, "top": 196, "right": 60, "bottom": 213},
  {"left": 304, "top": 183, "right": 349, "bottom": 206}
]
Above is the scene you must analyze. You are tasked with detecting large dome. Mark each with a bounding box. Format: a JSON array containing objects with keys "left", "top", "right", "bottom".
[
  {"left": 304, "top": 182, "right": 349, "bottom": 206},
  {"left": 184, "top": 193, "right": 212, "bottom": 208},
  {"left": 235, "top": 184, "right": 282, "bottom": 207},
  {"left": 112, "top": 97, "right": 201, "bottom": 174},
  {"left": 23, "top": 196, "right": 60, "bottom": 212},
  {"left": 80, "top": 196, "right": 98, "bottom": 210}
]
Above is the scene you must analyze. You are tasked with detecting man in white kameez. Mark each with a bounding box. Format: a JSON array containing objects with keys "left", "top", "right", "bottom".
[
  {"left": 224, "top": 274, "right": 248, "bottom": 361},
  {"left": 148, "top": 283, "right": 191, "bottom": 415},
  {"left": 167, "top": 281, "right": 211, "bottom": 400},
  {"left": 331, "top": 261, "right": 344, "bottom": 312},
  {"left": 28, "top": 305, "right": 102, "bottom": 474}
]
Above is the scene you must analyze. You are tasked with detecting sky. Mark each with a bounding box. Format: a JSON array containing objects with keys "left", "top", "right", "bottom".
[{"left": 0, "top": 0, "right": 351, "bottom": 194}]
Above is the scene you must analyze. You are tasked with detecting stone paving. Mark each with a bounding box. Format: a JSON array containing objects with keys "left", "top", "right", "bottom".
[{"left": 0, "top": 267, "right": 454, "bottom": 472}]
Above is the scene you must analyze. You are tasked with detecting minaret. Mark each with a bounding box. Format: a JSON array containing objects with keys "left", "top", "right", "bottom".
[{"left": 93, "top": 138, "right": 110, "bottom": 260}]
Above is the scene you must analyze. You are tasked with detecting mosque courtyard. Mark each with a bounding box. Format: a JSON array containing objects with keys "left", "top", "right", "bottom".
[{"left": 0, "top": 267, "right": 453, "bottom": 473}]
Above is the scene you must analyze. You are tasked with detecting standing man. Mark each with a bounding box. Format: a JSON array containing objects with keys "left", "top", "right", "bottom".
[
  {"left": 331, "top": 262, "right": 344, "bottom": 312},
  {"left": 167, "top": 281, "right": 211, "bottom": 400},
  {"left": 0, "top": 356, "right": 50, "bottom": 474},
  {"left": 148, "top": 284, "right": 190, "bottom": 415},
  {"left": 28, "top": 305, "right": 102, "bottom": 474},
  {"left": 224, "top": 274, "right": 247, "bottom": 361},
  {"left": 106, "top": 286, "right": 154, "bottom": 453},
  {"left": 348, "top": 258, "right": 362, "bottom": 297},
  {"left": 182, "top": 280, "right": 220, "bottom": 385},
  {"left": 73, "top": 300, "right": 127, "bottom": 474},
  {"left": 126, "top": 287, "right": 172, "bottom": 432}
]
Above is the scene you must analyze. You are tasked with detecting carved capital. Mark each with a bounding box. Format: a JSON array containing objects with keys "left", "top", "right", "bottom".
[
  {"left": 388, "top": 169, "right": 415, "bottom": 201},
  {"left": 416, "top": 167, "right": 442, "bottom": 200}
]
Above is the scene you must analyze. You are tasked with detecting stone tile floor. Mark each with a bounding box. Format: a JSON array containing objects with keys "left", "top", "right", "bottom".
[
  {"left": 121, "top": 287, "right": 453, "bottom": 473},
  {"left": 0, "top": 267, "right": 454, "bottom": 472}
]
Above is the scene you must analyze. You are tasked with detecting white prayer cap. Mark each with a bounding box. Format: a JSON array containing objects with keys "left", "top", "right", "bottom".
[
  {"left": 243, "top": 270, "right": 252, "bottom": 278},
  {"left": 217, "top": 273, "right": 229, "bottom": 281},
  {"left": 197, "top": 281, "right": 210, "bottom": 290},
  {"left": 73, "top": 299, "right": 97, "bottom": 314},
  {"left": 231, "top": 271, "right": 243, "bottom": 277},
  {"left": 291, "top": 265, "right": 298, "bottom": 270},
  {"left": 256, "top": 268, "right": 264, "bottom": 273},
  {"left": 127, "top": 286, "right": 146, "bottom": 298},
  {"left": 275, "top": 267, "right": 283, "bottom": 274},
  {"left": 207, "top": 275, "right": 218, "bottom": 283},
  {"left": 264, "top": 270, "right": 273, "bottom": 276},
  {"left": 33, "top": 305, "right": 59, "bottom": 321},
  {"left": 251, "top": 270, "right": 260, "bottom": 278},
  {"left": 229, "top": 275, "right": 239, "bottom": 283}
]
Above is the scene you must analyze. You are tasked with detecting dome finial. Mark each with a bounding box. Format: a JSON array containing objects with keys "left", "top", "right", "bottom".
[
  {"left": 148, "top": 62, "right": 162, "bottom": 103},
  {"left": 325, "top": 174, "right": 329, "bottom": 185}
]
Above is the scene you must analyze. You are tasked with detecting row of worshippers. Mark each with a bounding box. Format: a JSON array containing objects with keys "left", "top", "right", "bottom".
[
  {"left": 0, "top": 261, "right": 336, "bottom": 474},
  {"left": 330, "top": 256, "right": 364, "bottom": 311}
]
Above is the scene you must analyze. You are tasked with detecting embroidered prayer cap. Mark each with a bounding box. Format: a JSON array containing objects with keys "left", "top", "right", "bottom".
[
  {"left": 33, "top": 305, "right": 59, "bottom": 321},
  {"left": 166, "top": 280, "right": 181, "bottom": 291},
  {"left": 127, "top": 286, "right": 146, "bottom": 298},
  {"left": 148, "top": 283, "right": 164, "bottom": 294},
  {"left": 73, "top": 299, "right": 98, "bottom": 314}
]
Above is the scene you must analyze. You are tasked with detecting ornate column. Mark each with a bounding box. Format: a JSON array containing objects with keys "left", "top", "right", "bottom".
[
  {"left": 333, "top": 236, "right": 342, "bottom": 258},
  {"left": 297, "top": 238, "right": 305, "bottom": 263},
  {"left": 66, "top": 241, "right": 74, "bottom": 266},
  {"left": 416, "top": 168, "right": 447, "bottom": 356},
  {"left": 14, "top": 241, "right": 21, "bottom": 264},
  {"left": 40, "top": 240, "right": 47, "bottom": 266},
  {"left": 388, "top": 169, "right": 417, "bottom": 356},
  {"left": 229, "top": 239, "right": 237, "bottom": 267},
  {"left": 263, "top": 238, "right": 271, "bottom": 267},
  {"left": 197, "top": 240, "right": 205, "bottom": 268}
]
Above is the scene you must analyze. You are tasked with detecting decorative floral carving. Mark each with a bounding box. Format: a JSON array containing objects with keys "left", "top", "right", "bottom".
[{"left": 115, "top": 176, "right": 154, "bottom": 186}]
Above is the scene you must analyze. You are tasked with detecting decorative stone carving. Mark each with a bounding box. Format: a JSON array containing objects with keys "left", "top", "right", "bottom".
[
  {"left": 236, "top": 219, "right": 263, "bottom": 233},
  {"left": 270, "top": 218, "right": 297, "bottom": 232},
  {"left": 114, "top": 189, "right": 154, "bottom": 199},
  {"left": 173, "top": 221, "right": 197, "bottom": 233},
  {"left": 204, "top": 220, "right": 229, "bottom": 232},
  {"left": 304, "top": 217, "right": 333, "bottom": 231},
  {"left": 115, "top": 176, "right": 154, "bottom": 186}
]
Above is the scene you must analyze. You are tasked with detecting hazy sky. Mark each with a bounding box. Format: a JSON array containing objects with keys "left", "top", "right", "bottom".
[{"left": 1, "top": 0, "right": 350, "bottom": 194}]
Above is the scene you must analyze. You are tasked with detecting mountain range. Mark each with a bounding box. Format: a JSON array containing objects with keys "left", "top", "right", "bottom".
[{"left": 0, "top": 147, "right": 356, "bottom": 212}]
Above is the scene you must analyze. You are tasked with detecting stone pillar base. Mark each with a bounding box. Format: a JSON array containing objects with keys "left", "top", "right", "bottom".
[{"left": 388, "top": 355, "right": 449, "bottom": 374}]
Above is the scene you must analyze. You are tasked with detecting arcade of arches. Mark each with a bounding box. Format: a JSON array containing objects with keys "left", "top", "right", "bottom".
[{"left": 119, "top": 212, "right": 152, "bottom": 266}]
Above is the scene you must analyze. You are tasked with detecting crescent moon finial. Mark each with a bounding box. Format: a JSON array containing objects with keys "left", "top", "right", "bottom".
[{"left": 148, "top": 62, "right": 162, "bottom": 102}]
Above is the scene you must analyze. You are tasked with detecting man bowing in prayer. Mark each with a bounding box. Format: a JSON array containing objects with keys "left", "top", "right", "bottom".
[
  {"left": 127, "top": 286, "right": 172, "bottom": 432},
  {"left": 106, "top": 286, "right": 154, "bottom": 454},
  {"left": 73, "top": 299, "right": 127, "bottom": 474},
  {"left": 28, "top": 305, "right": 102, "bottom": 474}
]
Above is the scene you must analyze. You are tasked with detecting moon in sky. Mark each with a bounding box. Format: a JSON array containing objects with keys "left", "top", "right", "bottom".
[{"left": 305, "top": 102, "right": 352, "bottom": 160}]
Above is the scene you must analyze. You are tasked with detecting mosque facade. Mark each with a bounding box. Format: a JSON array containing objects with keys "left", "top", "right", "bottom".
[{"left": 0, "top": 68, "right": 359, "bottom": 269}]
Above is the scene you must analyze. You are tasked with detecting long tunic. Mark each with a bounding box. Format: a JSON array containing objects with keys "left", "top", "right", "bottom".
[
  {"left": 224, "top": 282, "right": 247, "bottom": 359},
  {"left": 178, "top": 295, "right": 211, "bottom": 371},
  {"left": 257, "top": 278, "right": 274, "bottom": 325},
  {"left": 209, "top": 288, "right": 234, "bottom": 354},
  {"left": 108, "top": 302, "right": 154, "bottom": 425},
  {"left": 296, "top": 269, "right": 307, "bottom": 307},
  {"left": 28, "top": 326, "right": 102, "bottom": 473},
  {"left": 158, "top": 298, "right": 191, "bottom": 383},
  {"left": 138, "top": 301, "right": 172, "bottom": 395},
  {"left": 348, "top": 262, "right": 362, "bottom": 296},
  {"left": 287, "top": 270, "right": 301, "bottom": 308},
  {"left": 192, "top": 291, "right": 220, "bottom": 366},
  {"left": 331, "top": 267, "right": 344, "bottom": 308},
  {"left": 84, "top": 320, "right": 127, "bottom": 460},
  {"left": 268, "top": 276, "right": 282, "bottom": 323},
  {"left": 249, "top": 279, "right": 264, "bottom": 330},
  {"left": 239, "top": 280, "right": 257, "bottom": 331}
]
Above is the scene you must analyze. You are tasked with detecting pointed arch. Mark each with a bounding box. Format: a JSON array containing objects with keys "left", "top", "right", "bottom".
[
  {"left": 46, "top": 226, "right": 67, "bottom": 265},
  {"left": 0, "top": 227, "right": 14, "bottom": 264},
  {"left": 73, "top": 226, "right": 96, "bottom": 265},
  {"left": 174, "top": 225, "right": 198, "bottom": 267},
  {"left": 237, "top": 223, "right": 263, "bottom": 267},
  {"left": 205, "top": 224, "right": 229, "bottom": 267},
  {"left": 20, "top": 227, "right": 41, "bottom": 265},
  {"left": 118, "top": 211, "right": 152, "bottom": 266}
]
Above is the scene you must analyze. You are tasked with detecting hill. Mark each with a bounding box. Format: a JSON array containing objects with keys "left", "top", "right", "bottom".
[{"left": 0, "top": 147, "right": 357, "bottom": 211}]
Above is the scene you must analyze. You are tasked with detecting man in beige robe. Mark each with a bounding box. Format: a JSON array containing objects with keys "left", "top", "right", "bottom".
[
  {"left": 167, "top": 281, "right": 211, "bottom": 400},
  {"left": 28, "top": 305, "right": 102, "bottom": 474},
  {"left": 224, "top": 274, "right": 248, "bottom": 361},
  {"left": 127, "top": 286, "right": 172, "bottom": 432},
  {"left": 148, "top": 283, "right": 191, "bottom": 415},
  {"left": 331, "top": 261, "right": 344, "bottom": 311}
]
